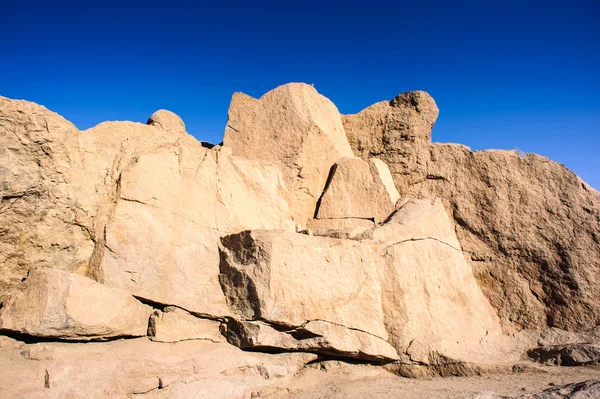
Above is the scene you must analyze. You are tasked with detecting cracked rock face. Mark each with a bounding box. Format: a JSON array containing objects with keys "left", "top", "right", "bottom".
[
  {"left": 219, "top": 230, "right": 388, "bottom": 340},
  {"left": 219, "top": 200, "right": 503, "bottom": 364},
  {"left": 344, "top": 93, "right": 600, "bottom": 332},
  {"left": 0, "top": 268, "right": 152, "bottom": 340}
]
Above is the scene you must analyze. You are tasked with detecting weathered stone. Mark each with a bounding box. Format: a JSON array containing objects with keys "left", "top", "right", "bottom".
[
  {"left": 219, "top": 230, "right": 388, "bottom": 340},
  {"left": 223, "top": 83, "right": 354, "bottom": 225},
  {"left": 344, "top": 93, "right": 600, "bottom": 332},
  {"left": 148, "top": 307, "right": 226, "bottom": 343},
  {"left": 315, "top": 157, "right": 396, "bottom": 222},
  {"left": 226, "top": 319, "right": 399, "bottom": 363},
  {"left": 0, "top": 268, "right": 152, "bottom": 340},
  {"left": 147, "top": 109, "right": 186, "bottom": 135},
  {"left": 372, "top": 198, "right": 503, "bottom": 358},
  {"left": 528, "top": 344, "right": 600, "bottom": 366}
]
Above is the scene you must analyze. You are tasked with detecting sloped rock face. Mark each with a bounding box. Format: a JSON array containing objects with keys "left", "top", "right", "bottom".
[
  {"left": 0, "top": 268, "right": 152, "bottom": 340},
  {"left": 223, "top": 83, "right": 354, "bottom": 225},
  {"left": 343, "top": 93, "right": 600, "bottom": 332}
]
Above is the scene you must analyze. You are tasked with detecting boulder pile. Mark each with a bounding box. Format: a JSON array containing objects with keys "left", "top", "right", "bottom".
[{"left": 0, "top": 83, "right": 599, "bottom": 398}]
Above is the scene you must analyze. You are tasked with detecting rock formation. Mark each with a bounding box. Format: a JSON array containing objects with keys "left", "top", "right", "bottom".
[
  {"left": 343, "top": 92, "right": 600, "bottom": 332},
  {"left": 0, "top": 82, "right": 599, "bottom": 397}
]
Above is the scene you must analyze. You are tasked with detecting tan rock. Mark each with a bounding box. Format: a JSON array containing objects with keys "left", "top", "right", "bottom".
[
  {"left": 0, "top": 337, "right": 316, "bottom": 399},
  {"left": 315, "top": 157, "right": 395, "bottom": 222},
  {"left": 223, "top": 83, "right": 354, "bottom": 225},
  {"left": 219, "top": 230, "right": 388, "bottom": 340},
  {"left": 371, "top": 198, "right": 503, "bottom": 358},
  {"left": 147, "top": 109, "right": 186, "bottom": 135},
  {"left": 306, "top": 217, "right": 374, "bottom": 239},
  {"left": 100, "top": 145, "right": 294, "bottom": 317},
  {"left": 0, "top": 268, "right": 152, "bottom": 340},
  {"left": 344, "top": 92, "right": 600, "bottom": 332},
  {"left": 0, "top": 96, "right": 295, "bottom": 318},
  {"left": 148, "top": 307, "right": 225, "bottom": 343},
  {"left": 0, "top": 96, "right": 92, "bottom": 302}
]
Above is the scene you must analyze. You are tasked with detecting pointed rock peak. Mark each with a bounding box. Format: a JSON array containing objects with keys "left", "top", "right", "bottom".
[{"left": 147, "top": 109, "right": 186, "bottom": 134}]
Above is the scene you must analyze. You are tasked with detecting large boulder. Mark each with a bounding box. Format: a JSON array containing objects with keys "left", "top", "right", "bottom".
[
  {"left": 219, "top": 230, "right": 388, "bottom": 339},
  {"left": 223, "top": 83, "right": 354, "bottom": 225},
  {"left": 218, "top": 230, "right": 398, "bottom": 361},
  {"left": 0, "top": 268, "right": 152, "bottom": 340},
  {"left": 146, "top": 109, "right": 186, "bottom": 135},
  {"left": 343, "top": 92, "right": 600, "bottom": 332}
]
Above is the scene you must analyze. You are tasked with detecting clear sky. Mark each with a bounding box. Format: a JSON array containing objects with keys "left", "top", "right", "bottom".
[{"left": 1, "top": 1, "right": 598, "bottom": 188}]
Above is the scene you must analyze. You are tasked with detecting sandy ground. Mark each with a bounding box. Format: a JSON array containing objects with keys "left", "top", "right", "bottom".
[{"left": 265, "top": 362, "right": 600, "bottom": 399}]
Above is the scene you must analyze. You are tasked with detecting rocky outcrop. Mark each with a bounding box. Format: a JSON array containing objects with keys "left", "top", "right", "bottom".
[
  {"left": 0, "top": 268, "right": 152, "bottom": 340},
  {"left": 343, "top": 92, "right": 600, "bottom": 332},
  {"left": 1, "top": 83, "right": 599, "bottom": 397},
  {"left": 219, "top": 200, "right": 505, "bottom": 365},
  {"left": 223, "top": 83, "right": 354, "bottom": 225},
  {"left": 0, "top": 96, "right": 296, "bottom": 318}
]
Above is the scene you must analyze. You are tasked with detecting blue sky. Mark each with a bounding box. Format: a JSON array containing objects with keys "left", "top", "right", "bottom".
[{"left": 1, "top": 1, "right": 599, "bottom": 188}]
